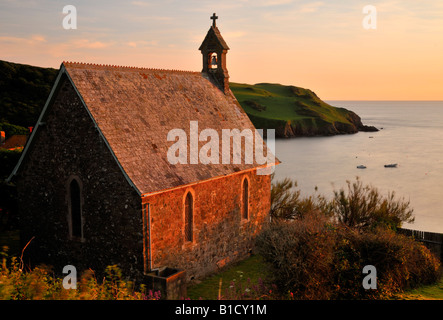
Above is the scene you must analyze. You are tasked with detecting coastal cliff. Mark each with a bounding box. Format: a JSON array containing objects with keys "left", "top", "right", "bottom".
[{"left": 230, "top": 82, "right": 378, "bottom": 138}]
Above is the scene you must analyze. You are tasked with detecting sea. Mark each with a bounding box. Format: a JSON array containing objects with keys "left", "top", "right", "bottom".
[{"left": 272, "top": 101, "right": 443, "bottom": 234}]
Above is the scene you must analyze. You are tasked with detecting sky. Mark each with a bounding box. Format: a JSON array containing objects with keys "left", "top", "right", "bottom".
[{"left": 0, "top": 0, "right": 442, "bottom": 100}]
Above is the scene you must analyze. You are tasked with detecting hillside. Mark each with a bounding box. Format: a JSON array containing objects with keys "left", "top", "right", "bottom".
[
  {"left": 0, "top": 60, "right": 377, "bottom": 139},
  {"left": 0, "top": 60, "right": 58, "bottom": 136},
  {"left": 231, "top": 82, "right": 378, "bottom": 138}
]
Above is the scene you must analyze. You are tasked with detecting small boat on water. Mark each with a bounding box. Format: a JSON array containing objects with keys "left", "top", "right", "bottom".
[
  {"left": 357, "top": 165, "right": 367, "bottom": 169},
  {"left": 384, "top": 163, "right": 398, "bottom": 168}
]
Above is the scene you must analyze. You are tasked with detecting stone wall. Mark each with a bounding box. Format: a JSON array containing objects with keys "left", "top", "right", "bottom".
[
  {"left": 15, "top": 75, "right": 143, "bottom": 279},
  {"left": 142, "top": 169, "right": 271, "bottom": 281}
]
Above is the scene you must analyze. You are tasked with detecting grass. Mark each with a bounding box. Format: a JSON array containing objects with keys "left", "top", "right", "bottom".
[
  {"left": 186, "top": 254, "right": 270, "bottom": 300},
  {"left": 230, "top": 82, "right": 353, "bottom": 125},
  {"left": 187, "top": 253, "right": 443, "bottom": 300},
  {"left": 2, "top": 230, "right": 441, "bottom": 300},
  {"left": 396, "top": 276, "right": 443, "bottom": 300}
]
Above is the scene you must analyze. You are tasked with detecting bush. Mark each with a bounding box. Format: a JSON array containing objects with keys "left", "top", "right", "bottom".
[
  {"left": 329, "top": 177, "right": 415, "bottom": 231},
  {"left": 256, "top": 213, "right": 337, "bottom": 299},
  {"left": 0, "top": 248, "right": 160, "bottom": 300},
  {"left": 256, "top": 217, "right": 441, "bottom": 299},
  {"left": 270, "top": 177, "right": 415, "bottom": 230},
  {"left": 270, "top": 176, "right": 328, "bottom": 220},
  {"left": 0, "top": 122, "right": 29, "bottom": 138},
  {"left": 333, "top": 227, "right": 441, "bottom": 299}
]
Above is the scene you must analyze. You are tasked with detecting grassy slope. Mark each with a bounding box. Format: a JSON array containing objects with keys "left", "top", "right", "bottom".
[
  {"left": 230, "top": 82, "right": 362, "bottom": 137},
  {"left": 187, "top": 254, "right": 269, "bottom": 300},
  {"left": 188, "top": 254, "right": 443, "bottom": 300},
  {"left": 397, "top": 277, "right": 443, "bottom": 300}
]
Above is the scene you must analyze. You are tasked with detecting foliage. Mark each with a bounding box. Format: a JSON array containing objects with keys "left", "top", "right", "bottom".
[
  {"left": 332, "top": 227, "right": 441, "bottom": 299},
  {"left": 270, "top": 176, "right": 414, "bottom": 231},
  {"left": 269, "top": 177, "right": 301, "bottom": 220},
  {"left": 0, "top": 60, "right": 58, "bottom": 128},
  {"left": 0, "top": 122, "right": 29, "bottom": 138},
  {"left": 256, "top": 213, "right": 338, "bottom": 299},
  {"left": 395, "top": 276, "right": 443, "bottom": 300},
  {"left": 261, "top": 177, "right": 439, "bottom": 299},
  {"left": 0, "top": 247, "right": 160, "bottom": 300},
  {"left": 328, "top": 177, "right": 415, "bottom": 231},
  {"left": 256, "top": 215, "right": 441, "bottom": 300},
  {"left": 270, "top": 175, "right": 328, "bottom": 220}
]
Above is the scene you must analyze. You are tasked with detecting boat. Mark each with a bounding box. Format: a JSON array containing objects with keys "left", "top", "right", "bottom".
[
  {"left": 384, "top": 163, "right": 397, "bottom": 168},
  {"left": 357, "top": 165, "right": 367, "bottom": 169}
]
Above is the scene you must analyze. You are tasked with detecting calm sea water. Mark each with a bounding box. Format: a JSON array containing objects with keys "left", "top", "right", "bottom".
[{"left": 273, "top": 101, "right": 443, "bottom": 233}]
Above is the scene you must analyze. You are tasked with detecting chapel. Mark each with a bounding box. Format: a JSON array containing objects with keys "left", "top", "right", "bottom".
[{"left": 8, "top": 14, "right": 277, "bottom": 281}]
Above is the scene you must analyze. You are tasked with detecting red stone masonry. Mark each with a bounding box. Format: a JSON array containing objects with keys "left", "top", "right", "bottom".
[{"left": 142, "top": 168, "right": 271, "bottom": 280}]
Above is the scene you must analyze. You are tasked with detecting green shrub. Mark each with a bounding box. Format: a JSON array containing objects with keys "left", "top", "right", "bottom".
[
  {"left": 256, "top": 217, "right": 441, "bottom": 299},
  {"left": 269, "top": 176, "right": 328, "bottom": 220},
  {"left": 329, "top": 177, "right": 415, "bottom": 231},
  {"left": 0, "top": 122, "right": 29, "bottom": 137},
  {"left": 270, "top": 177, "right": 415, "bottom": 230},
  {"left": 332, "top": 227, "right": 441, "bottom": 299},
  {"left": 256, "top": 213, "right": 337, "bottom": 299},
  {"left": 0, "top": 248, "right": 160, "bottom": 300}
]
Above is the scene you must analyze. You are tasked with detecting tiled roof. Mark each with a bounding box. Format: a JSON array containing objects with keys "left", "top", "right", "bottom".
[{"left": 63, "top": 62, "right": 274, "bottom": 195}]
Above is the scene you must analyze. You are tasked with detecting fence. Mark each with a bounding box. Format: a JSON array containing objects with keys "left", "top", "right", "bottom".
[{"left": 397, "top": 228, "right": 443, "bottom": 262}]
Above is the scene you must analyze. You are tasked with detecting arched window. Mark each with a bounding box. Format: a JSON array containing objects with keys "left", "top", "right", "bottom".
[
  {"left": 242, "top": 178, "right": 249, "bottom": 220},
  {"left": 184, "top": 192, "right": 193, "bottom": 242},
  {"left": 69, "top": 179, "right": 82, "bottom": 239}
]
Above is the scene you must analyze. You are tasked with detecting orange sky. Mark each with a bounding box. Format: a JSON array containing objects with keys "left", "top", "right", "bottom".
[{"left": 1, "top": 0, "right": 442, "bottom": 100}]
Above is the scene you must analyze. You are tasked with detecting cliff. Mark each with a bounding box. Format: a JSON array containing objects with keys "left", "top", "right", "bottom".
[{"left": 230, "top": 82, "right": 378, "bottom": 138}]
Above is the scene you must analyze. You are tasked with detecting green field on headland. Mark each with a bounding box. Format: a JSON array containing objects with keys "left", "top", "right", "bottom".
[{"left": 231, "top": 82, "right": 377, "bottom": 138}]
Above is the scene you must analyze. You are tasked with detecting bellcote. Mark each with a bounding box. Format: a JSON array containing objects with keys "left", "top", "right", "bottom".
[{"left": 199, "top": 13, "right": 230, "bottom": 94}]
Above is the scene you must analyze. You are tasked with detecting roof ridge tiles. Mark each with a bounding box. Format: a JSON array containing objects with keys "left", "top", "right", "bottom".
[{"left": 63, "top": 61, "right": 199, "bottom": 74}]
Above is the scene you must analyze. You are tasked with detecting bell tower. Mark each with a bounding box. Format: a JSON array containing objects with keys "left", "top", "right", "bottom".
[{"left": 199, "top": 13, "right": 230, "bottom": 94}]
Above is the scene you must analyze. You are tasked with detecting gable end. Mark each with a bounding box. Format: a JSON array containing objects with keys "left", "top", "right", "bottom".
[{"left": 7, "top": 64, "right": 141, "bottom": 196}]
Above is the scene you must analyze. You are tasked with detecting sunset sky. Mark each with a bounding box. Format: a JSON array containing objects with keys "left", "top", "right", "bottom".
[{"left": 1, "top": 0, "right": 442, "bottom": 100}]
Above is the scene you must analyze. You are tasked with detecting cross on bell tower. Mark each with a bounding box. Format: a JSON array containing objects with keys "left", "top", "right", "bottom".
[
  {"left": 199, "top": 13, "right": 230, "bottom": 94},
  {"left": 210, "top": 13, "right": 218, "bottom": 27}
]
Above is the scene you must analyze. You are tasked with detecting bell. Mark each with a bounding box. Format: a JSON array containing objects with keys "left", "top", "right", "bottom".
[{"left": 211, "top": 56, "right": 217, "bottom": 66}]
